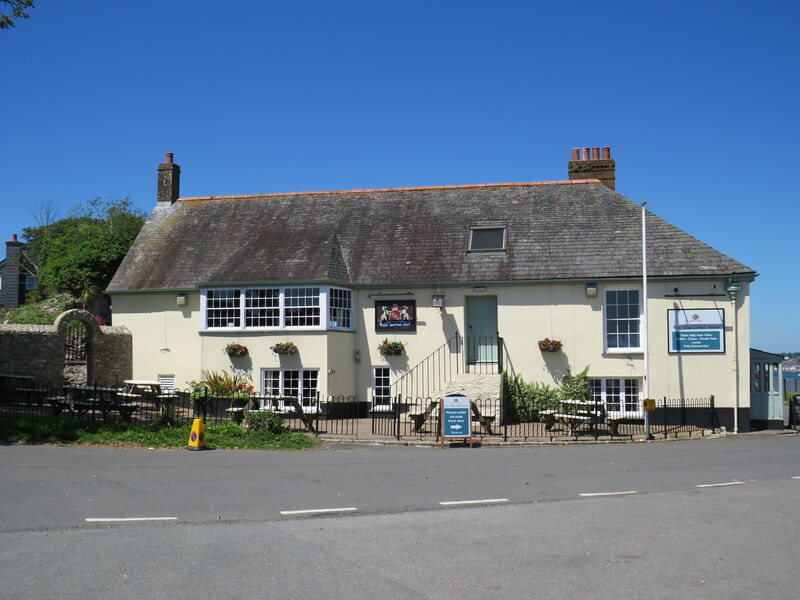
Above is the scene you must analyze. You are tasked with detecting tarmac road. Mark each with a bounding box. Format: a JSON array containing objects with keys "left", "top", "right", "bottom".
[{"left": 1, "top": 433, "right": 799, "bottom": 598}]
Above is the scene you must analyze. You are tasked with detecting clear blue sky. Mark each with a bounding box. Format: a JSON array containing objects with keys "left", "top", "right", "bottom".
[{"left": 2, "top": 1, "right": 798, "bottom": 352}]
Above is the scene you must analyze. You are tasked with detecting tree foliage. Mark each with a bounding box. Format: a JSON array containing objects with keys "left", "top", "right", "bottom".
[
  {"left": 0, "top": 0, "right": 34, "bottom": 29},
  {"left": 22, "top": 197, "right": 146, "bottom": 300}
]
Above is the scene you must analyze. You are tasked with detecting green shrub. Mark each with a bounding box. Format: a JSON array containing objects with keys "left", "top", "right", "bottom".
[
  {"left": 558, "top": 366, "right": 590, "bottom": 401},
  {"left": 6, "top": 293, "right": 79, "bottom": 324},
  {"left": 0, "top": 417, "right": 315, "bottom": 450},
  {"left": 503, "top": 366, "right": 591, "bottom": 422},
  {"left": 244, "top": 410, "right": 289, "bottom": 434},
  {"left": 198, "top": 369, "right": 254, "bottom": 397},
  {"left": 503, "top": 372, "right": 559, "bottom": 423}
]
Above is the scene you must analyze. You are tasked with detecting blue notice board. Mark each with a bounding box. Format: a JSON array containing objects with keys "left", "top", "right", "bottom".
[
  {"left": 442, "top": 395, "right": 471, "bottom": 439},
  {"left": 668, "top": 308, "right": 725, "bottom": 353}
]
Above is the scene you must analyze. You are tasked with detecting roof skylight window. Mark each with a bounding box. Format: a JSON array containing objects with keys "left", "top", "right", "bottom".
[{"left": 469, "top": 227, "right": 506, "bottom": 252}]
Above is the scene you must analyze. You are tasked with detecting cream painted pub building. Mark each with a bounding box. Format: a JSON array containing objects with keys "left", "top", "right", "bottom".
[{"left": 107, "top": 148, "right": 757, "bottom": 431}]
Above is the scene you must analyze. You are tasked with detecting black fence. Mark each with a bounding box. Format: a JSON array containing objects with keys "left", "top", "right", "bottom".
[
  {"left": 0, "top": 382, "right": 362, "bottom": 436},
  {"left": 372, "top": 395, "right": 720, "bottom": 441},
  {"left": 0, "top": 379, "right": 719, "bottom": 441}
]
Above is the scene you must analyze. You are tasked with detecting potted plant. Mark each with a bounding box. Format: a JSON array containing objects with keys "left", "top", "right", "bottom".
[
  {"left": 224, "top": 342, "right": 248, "bottom": 358},
  {"left": 271, "top": 341, "right": 298, "bottom": 356},
  {"left": 538, "top": 337, "right": 563, "bottom": 353},
  {"left": 378, "top": 338, "right": 405, "bottom": 356}
]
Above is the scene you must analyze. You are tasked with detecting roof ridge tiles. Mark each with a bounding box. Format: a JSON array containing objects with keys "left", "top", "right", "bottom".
[{"left": 176, "top": 179, "right": 602, "bottom": 202}]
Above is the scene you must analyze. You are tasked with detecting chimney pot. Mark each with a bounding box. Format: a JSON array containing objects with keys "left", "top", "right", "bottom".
[
  {"left": 158, "top": 153, "right": 181, "bottom": 205},
  {"left": 567, "top": 145, "right": 616, "bottom": 191},
  {"left": 11, "top": 233, "right": 17, "bottom": 242}
]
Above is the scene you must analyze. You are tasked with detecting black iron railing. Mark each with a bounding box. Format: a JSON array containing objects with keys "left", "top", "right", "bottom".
[
  {"left": 0, "top": 379, "right": 722, "bottom": 441},
  {"left": 388, "top": 333, "right": 503, "bottom": 403}
]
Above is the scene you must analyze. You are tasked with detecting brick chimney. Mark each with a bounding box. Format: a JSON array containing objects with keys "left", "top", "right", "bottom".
[
  {"left": 568, "top": 146, "right": 615, "bottom": 190},
  {"left": 157, "top": 152, "right": 181, "bottom": 205},
  {"left": 1, "top": 234, "right": 24, "bottom": 309}
]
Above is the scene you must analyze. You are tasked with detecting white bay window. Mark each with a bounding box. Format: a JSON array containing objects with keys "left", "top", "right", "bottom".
[{"left": 201, "top": 286, "right": 352, "bottom": 331}]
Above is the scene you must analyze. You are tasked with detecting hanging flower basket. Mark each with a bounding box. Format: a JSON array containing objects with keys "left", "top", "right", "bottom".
[
  {"left": 224, "top": 342, "right": 248, "bottom": 358},
  {"left": 378, "top": 338, "right": 405, "bottom": 356},
  {"left": 538, "top": 338, "right": 563, "bottom": 353},
  {"left": 271, "top": 342, "right": 298, "bottom": 356}
]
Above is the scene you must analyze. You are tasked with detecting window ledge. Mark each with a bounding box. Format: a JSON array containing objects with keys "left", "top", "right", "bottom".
[{"left": 604, "top": 349, "right": 644, "bottom": 356}]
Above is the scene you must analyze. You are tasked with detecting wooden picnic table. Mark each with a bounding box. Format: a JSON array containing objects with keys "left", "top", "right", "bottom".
[
  {"left": 65, "top": 385, "right": 138, "bottom": 421},
  {"left": 543, "top": 398, "right": 606, "bottom": 435},
  {"left": 408, "top": 400, "right": 496, "bottom": 435},
  {"left": 123, "top": 380, "right": 177, "bottom": 419},
  {"left": 0, "top": 374, "right": 35, "bottom": 396}
]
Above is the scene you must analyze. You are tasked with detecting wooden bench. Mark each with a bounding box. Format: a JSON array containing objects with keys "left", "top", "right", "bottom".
[
  {"left": 225, "top": 407, "right": 246, "bottom": 424},
  {"left": 540, "top": 409, "right": 559, "bottom": 431},
  {"left": 470, "top": 402, "right": 495, "bottom": 435},
  {"left": 280, "top": 399, "right": 317, "bottom": 434},
  {"left": 409, "top": 400, "right": 438, "bottom": 433},
  {"left": 44, "top": 396, "right": 68, "bottom": 415},
  {"left": 65, "top": 398, "right": 139, "bottom": 421},
  {"left": 605, "top": 417, "right": 644, "bottom": 436},
  {"left": 553, "top": 413, "right": 592, "bottom": 435}
]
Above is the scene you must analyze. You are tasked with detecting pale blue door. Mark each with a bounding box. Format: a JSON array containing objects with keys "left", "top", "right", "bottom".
[
  {"left": 466, "top": 296, "right": 498, "bottom": 364},
  {"left": 750, "top": 360, "right": 783, "bottom": 424}
]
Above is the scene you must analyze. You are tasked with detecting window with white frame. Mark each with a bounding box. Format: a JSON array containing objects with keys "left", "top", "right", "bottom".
[
  {"left": 373, "top": 367, "right": 392, "bottom": 410},
  {"left": 604, "top": 289, "right": 641, "bottom": 351},
  {"left": 245, "top": 288, "right": 280, "bottom": 327},
  {"left": 202, "top": 286, "right": 353, "bottom": 331},
  {"left": 206, "top": 289, "right": 241, "bottom": 328},
  {"left": 589, "top": 378, "right": 641, "bottom": 416},
  {"left": 261, "top": 369, "right": 319, "bottom": 410},
  {"left": 284, "top": 287, "right": 321, "bottom": 327},
  {"left": 329, "top": 288, "right": 352, "bottom": 329}
]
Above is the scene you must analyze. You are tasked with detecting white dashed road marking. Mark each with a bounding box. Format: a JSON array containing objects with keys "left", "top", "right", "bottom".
[
  {"left": 85, "top": 517, "right": 178, "bottom": 522},
  {"left": 439, "top": 498, "right": 509, "bottom": 506},
  {"left": 280, "top": 507, "right": 358, "bottom": 515},
  {"left": 696, "top": 481, "right": 745, "bottom": 488},
  {"left": 579, "top": 491, "right": 637, "bottom": 497}
]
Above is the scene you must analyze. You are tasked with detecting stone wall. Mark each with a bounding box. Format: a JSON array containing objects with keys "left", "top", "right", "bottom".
[
  {"left": 433, "top": 373, "right": 504, "bottom": 420},
  {"left": 0, "top": 309, "right": 132, "bottom": 387}
]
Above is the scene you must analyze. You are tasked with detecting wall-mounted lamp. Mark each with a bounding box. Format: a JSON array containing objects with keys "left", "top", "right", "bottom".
[
  {"left": 176, "top": 294, "right": 187, "bottom": 305},
  {"left": 432, "top": 293, "right": 446, "bottom": 309},
  {"left": 726, "top": 283, "right": 742, "bottom": 300},
  {"left": 585, "top": 284, "right": 598, "bottom": 298}
]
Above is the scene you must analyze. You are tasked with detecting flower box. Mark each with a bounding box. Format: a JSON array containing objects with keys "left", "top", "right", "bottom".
[
  {"left": 378, "top": 339, "right": 405, "bottom": 356},
  {"left": 224, "top": 343, "right": 248, "bottom": 358},
  {"left": 271, "top": 342, "right": 298, "bottom": 356},
  {"left": 538, "top": 338, "right": 562, "bottom": 353}
]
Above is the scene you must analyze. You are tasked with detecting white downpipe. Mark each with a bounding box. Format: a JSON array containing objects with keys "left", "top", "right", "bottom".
[
  {"left": 732, "top": 294, "right": 740, "bottom": 434},
  {"left": 642, "top": 202, "right": 651, "bottom": 439}
]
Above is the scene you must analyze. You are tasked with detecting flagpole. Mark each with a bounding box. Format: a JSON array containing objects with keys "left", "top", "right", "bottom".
[{"left": 642, "top": 201, "right": 652, "bottom": 439}]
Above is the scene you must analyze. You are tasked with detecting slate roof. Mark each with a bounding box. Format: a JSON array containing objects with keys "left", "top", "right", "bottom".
[{"left": 107, "top": 179, "right": 755, "bottom": 292}]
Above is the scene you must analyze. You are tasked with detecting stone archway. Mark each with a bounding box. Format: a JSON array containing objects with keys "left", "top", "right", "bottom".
[{"left": 54, "top": 309, "right": 103, "bottom": 386}]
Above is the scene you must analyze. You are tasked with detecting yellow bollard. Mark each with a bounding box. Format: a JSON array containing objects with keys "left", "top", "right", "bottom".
[{"left": 186, "top": 418, "right": 206, "bottom": 451}]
